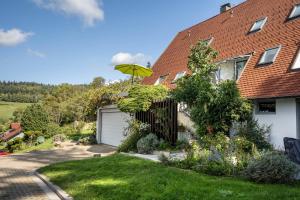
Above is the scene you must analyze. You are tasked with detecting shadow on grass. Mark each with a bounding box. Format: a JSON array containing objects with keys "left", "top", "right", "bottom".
[{"left": 39, "top": 154, "right": 300, "bottom": 200}]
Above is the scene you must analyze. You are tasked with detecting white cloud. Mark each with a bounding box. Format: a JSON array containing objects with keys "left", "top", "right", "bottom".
[
  {"left": 32, "top": 0, "right": 104, "bottom": 27},
  {"left": 0, "top": 29, "right": 33, "bottom": 46},
  {"left": 111, "top": 52, "right": 151, "bottom": 66},
  {"left": 27, "top": 48, "right": 46, "bottom": 58}
]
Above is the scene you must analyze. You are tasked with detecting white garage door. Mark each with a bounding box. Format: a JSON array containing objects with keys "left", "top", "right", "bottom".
[{"left": 101, "top": 110, "right": 130, "bottom": 146}]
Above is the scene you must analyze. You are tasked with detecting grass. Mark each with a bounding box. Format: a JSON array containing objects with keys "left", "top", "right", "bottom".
[
  {"left": 0, "top": 101, "right": 30, "bottom": 123},
  {"left": 0, "top": 138, "right": 54, "bottom": 153},
  {"left": 16, "top": 138, "right": 54, "bottom": 153},
  {"left": 39, "top": 154, "right": 300, "bottom": 200}
]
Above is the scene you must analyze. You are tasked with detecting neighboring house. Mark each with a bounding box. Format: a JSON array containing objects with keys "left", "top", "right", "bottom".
[
  {"left": 0, "top": 123, "right": 23, "bottom": 142},
  {"left": 143, "top": 0, "right": 300, "bottom": 148}
]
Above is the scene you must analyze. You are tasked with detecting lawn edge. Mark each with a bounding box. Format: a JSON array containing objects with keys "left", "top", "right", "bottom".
[{"left": 34, "top": 170, "right": 74, "bottom": 200}]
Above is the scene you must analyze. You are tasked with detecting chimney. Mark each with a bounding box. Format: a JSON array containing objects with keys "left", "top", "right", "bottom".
[{"left": 220, "top": 3, "right": 231, "bottom": 13}]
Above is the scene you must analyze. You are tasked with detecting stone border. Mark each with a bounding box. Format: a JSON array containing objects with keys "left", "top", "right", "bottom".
[{"left": 34, "top": 170, "right": 73, "bottom": 200}]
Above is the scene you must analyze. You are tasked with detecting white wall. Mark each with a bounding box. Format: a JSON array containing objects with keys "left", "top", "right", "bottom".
[{"left": 254, "top": 98, "right": 297, "bottom": 149}]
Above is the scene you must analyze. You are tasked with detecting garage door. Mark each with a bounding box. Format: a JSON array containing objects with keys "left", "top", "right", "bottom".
[{"left": 101, "top": 111, "right": 130, "bottom": 146}]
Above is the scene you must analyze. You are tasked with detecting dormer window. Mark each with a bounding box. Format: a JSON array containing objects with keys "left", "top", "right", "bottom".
[
  {"left": 172, "top": 71, "right": 186, "bottom": 82},
  {"left": 258, "top": 46, "right": 281, "bottom": 65},
  {"left": 291, "top": 49, "right": 300, "bottom": 70},
  {"left": 154, "top": 75, "right": 168, "bottom": 85},
  {"left": 289, "top": 4, "right": 300, "bottom": 19},
  {"left": 249, "top": 17, "right": 267, "bottom": 33}
]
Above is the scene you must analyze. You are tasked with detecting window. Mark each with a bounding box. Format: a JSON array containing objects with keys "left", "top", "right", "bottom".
[
  {"left": 249, "top": 17, "right": 267, "bottom": 33},
  {"left": 258, "top": 46, "right": 281, "bottom": 65},
  {"left": 257, "top": 101, "right": 276, "bottom": 114},
  {"left": 235, "top": 60, "right": 247, "bottom": 80},
  {"left": 173, "top": 71, "right": 186, "bottom": 82},
  {"left": 154, "top": 75, "right": 168, "bottom": 85},
  {"left": 289, "top": 4, "right": 300, "bottom": 19},
  {"left": 291, "top": 49, "right": 300, "bottom": 70}
]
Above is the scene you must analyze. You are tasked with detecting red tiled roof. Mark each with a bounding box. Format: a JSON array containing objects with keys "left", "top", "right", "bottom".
[
  {"left": 0, "top": 123, "right": 22, "bottom": 142},
  {"left": 143, "top": 0, "right": 300, "bottom": 99}
]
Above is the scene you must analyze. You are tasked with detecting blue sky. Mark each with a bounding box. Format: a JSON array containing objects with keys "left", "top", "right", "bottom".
[{"left": 0, "top": 0, "right": 244, "bottom": 84}]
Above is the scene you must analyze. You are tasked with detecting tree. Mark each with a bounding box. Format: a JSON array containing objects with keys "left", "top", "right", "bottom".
[
  {"left": 172, "top": 41, "right": 252, "bottom": 136},
  {"left": 90, "top": 77, "right": 105, "bottom": 89},
  {"left": 21, "top": 104, "right": 49, "bottom": 132},
  {"left": 118, "top": 84, "right": 169, "bottom": 113}
]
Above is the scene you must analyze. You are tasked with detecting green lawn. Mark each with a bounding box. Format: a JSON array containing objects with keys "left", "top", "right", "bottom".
[
  {"left": 39, "top": 154, "right": 300, "bottom": 200},
  {"left": 0, "top": 101, "right": 30, "bottom": 123},
  {"left": 16, "top": 138, "right": 54, "bottom": 153}
]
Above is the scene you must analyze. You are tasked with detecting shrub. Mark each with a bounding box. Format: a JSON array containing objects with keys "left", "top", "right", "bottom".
[
  {"left": 21, "top": 104, "right": 49, "bottom": 132},
  {"left": 237, "top": 117, "right": 272, "bottom": 150},
  {"left": 78, "top": 135, "right": 97, "bottom": 145},
  {"left": 118, "top": 120, "right": 150, "bottom": 152},
  {"left": 36, "top": 136, "right": 45, "bottom": 145},
  {"left": 137, "top": 133, "right": 159, "bottom": 154},
  {"left": 244, "top": 151, "right": 300, "bottom": 184},
  {"left": 6, "top": 138, "right": 23, "bottom": 153},
  {"left": 117, "top": 84, "right": 169, "bottom": 113},
  {"left": 53, "top": 134, "right": 67, "bottom": 143},
  {"left": 24, "top": 131, "right": 42, "bottom": 145},
  {"left": 45, "top": 123, "right": 62, "bottom": 137},
  {"left": 172, "top": 41, "right": 252, "bottom": 136},
  {"left": 200, "top": 133, "right": 230, "bottom": 153},
  {"left": 194, "top": 160, "right": 233, "bottom": 176},
  {"left": 60, "top": 125, "right": 77, "bottom": 135}
]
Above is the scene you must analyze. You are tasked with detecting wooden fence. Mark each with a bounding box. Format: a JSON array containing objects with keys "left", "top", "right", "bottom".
[{"left": 135, "top": 99, "right": 178, "bottom": 145}]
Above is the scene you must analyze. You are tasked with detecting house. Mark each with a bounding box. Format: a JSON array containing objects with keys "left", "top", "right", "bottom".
[
  {"left": 143, "top": 0, "right": 300, "bottom": 148},
  {"left": 0, "top": 123, "right": 23, "bottom": 142}
]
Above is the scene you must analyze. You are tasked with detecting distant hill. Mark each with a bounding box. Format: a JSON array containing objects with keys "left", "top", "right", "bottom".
[{"left": 0, "top": 81, "right": 54, "bottom": 103}]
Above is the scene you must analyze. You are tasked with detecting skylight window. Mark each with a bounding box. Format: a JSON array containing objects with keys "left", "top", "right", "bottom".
[
  {"left": 249, "top": 17, "right": 267, "bottom": 33},
  {"left": 173, "top": 71, "right": 186, "bottom": 82},
  {"left": 258, "top": 46, "right": 281, "bottom": 65},
  {"left": 289, "top": 4, "right": 300, "bottom": 19},
  {"left": 154, "top": 75, "right": 168, "bottom": 85},
  {"left": 291, "top": 49, "right": 300, "bottom": 70}
]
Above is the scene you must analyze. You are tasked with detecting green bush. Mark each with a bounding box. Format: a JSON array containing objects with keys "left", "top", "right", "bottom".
[
  {"left": 194, "top": 160, "right": 233, "bottom": 176},
  {"left": 172, "top": 41, "right": 252, "bottom": 136},
  {"left": 24, "top": 131, "right": 42, "bottom": 145},
  {"left": 6, "top": 138, "right": 23, "bottom": 153},
  {"left": 60, "top": 125, "right": 77, "bottom": 135},
  {"left": 118, "top": 120, "right": 150, "bottom": 152},
  {"left": 36, "top": 136, "right": 45, "bottom": 145},
  {"left": 200, "top": 133, "right": 230, "bottom": 153},
  {"left": 45, "top": 123, "right": 61, "bottom": 137},
  {"left": 78, "top": 135, "right": 97, "bottom": 145},
  {"left": 21, "top": 104, "right": 49, "bottom": 132},
  {"left": 244, "top": 151, "right": 300, "bottom": 184},
  {"left": 118, "top": 84, "right": 169, "bottom": 113},
  {"left": 237, "top": 117, "right": 273, "bottom": 150},
  {"left": 137, "top": 133, "right": 159, "bottom": 154}
]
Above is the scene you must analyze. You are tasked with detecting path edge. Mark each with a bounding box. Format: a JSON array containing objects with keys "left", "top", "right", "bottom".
[{"left": 34, "top": 170, "right": 73, "bottom": 200}]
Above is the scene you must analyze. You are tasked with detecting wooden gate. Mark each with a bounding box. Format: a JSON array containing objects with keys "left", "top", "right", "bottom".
[{"left": 135, "top": 99, "right": 178, "bottom": 145}]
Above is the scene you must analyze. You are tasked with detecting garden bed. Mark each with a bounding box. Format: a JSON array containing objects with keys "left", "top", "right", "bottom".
[{"left": 39, "top": 154, "right": 300, "bottom": 200}]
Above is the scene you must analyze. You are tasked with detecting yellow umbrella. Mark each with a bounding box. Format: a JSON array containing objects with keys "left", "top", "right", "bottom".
[{"left": 114, "top": 64, "right": 153, "bottom": 84}]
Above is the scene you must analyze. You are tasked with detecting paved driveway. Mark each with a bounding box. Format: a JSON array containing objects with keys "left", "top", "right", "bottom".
[{"left": 0, "top": 142, "right": 116, "bottom": 200}]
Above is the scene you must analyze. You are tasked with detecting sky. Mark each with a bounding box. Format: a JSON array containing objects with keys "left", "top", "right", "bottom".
[{"left": 0, "top": 0, "right": 244, "bottom": 85}]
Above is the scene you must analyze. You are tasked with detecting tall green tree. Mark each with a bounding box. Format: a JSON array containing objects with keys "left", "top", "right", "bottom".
[
  {"left": 21, "top": 104, "right": 49, "bottom": 132},
  {"left": 172, "top": 41, "right": 252, "bottom": 136}
]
